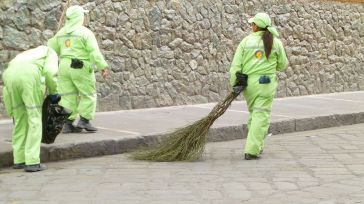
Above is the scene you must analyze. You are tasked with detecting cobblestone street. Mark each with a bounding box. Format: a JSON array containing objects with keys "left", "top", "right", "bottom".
[{"left": 1, "top": 124, "right": 364, "bottom": 204}]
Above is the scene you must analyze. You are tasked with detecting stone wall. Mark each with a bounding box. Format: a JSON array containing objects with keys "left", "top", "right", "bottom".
[{"left": 0, "top": 0, "right": 363, "bottom": 116}]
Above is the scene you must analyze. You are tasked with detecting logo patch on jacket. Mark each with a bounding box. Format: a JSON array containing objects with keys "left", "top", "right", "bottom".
[
  {"left": 255, "top": 50, "right": 264, "bottom": 59},
  {"left": 65, "top": 39, "right": 71, "bottom": 48}
]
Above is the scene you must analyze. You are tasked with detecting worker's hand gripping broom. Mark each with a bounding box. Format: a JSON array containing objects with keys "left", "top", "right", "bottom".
[{"left": 131, "top": 72, "right": 248, "bottom": 162}]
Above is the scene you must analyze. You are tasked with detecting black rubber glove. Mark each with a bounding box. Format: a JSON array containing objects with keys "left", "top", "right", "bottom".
[{"left": 233, "top": 72, "right": 248, "bottom": 94}]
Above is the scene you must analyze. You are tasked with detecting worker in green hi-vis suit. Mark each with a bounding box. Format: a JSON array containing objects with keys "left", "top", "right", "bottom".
[
  {"left": 48, "top": 5, "right": 108, "bottom": 133},
  {"left": 229, "top": 13, "right": 288, "bottom": 160},
  {"left": 2, "top": 46, "right": 60, "bottom": 172}
]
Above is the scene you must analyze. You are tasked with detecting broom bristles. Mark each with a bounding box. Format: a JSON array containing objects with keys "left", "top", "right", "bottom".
[{"left": 131, "top": 92, "right": 239, "bottom": 162}]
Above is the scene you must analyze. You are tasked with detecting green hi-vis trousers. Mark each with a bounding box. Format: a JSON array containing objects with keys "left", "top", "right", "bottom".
[
  {"left": 58, "top": 58, "right": 97, "bottom": 121},
  {"left": 243, "top": 74, "right": 278, "bottom": 156},
  {"left": 3, "top": 63, "right": 45, "bottom": 165}
]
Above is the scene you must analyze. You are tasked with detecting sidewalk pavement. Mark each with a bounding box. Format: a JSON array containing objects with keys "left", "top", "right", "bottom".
[
  {"left": 1, "top": 91, "right": 364, "bottom": 168},
  {"left": 1, "top": 124, "right": 364, "bottom": 203}
]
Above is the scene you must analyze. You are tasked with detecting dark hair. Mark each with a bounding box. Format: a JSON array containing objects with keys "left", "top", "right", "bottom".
[{"left": 259, "top": 27, "right": 273, "bottom": 59}]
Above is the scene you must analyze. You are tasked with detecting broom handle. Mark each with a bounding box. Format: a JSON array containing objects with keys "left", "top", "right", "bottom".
[
  {"left": 57, "top": 0, "right": 72, "bottom": 31},
  {"left": 207, "top": 92, "right": 239, "bottom": 121}
]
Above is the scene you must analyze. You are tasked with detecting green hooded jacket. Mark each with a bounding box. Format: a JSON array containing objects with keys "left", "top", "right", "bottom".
[
  {"left": 48, "top": 5, "right": 108, "bottom": 71},
  {"left": 229, "top": 31, "right": 288, "bottom": 86}
]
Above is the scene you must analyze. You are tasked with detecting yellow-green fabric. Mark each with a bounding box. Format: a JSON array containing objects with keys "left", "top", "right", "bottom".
[
  {"left": 3, "top": 87, "right": 13, "bottom": 117},
  {"left": 58, "top": 5, "right": 88, "bottom": 35},
  {"left": 229, "top": 31, "right": 288, "bottom": 156},
  {"left": 230, "top": 31, "right": 287, "bottom": 86},
  {"left": 2, "top": 46, "right": 58, "bottom": 165},
  {"left": 243, "top": 74, "right": 277, "bottom": 155},
  {"left": 57, "top": 58, "right": 97, "bottom": 120},
  {"left": 48, "top": 5, "right": 107, "bottom": 71},
  {"left": 48, "top": 6, "right": 107, "bottom": 120},
  {"left": 248, "top": 12, "right": 279, "bottom": 37}
]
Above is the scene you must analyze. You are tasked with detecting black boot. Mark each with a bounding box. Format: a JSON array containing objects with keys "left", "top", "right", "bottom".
[
  {"left": 77, "top": 117, "right": 98, "bottom": 132},
  {"left": 62, "top": 119, "right": 82, "bottom": 133},
  {"left": 244, "top": 153, "right": 260, "bottom": 160},
  {"left": 24, "top": 163, "right": 47, "bottom": 172},
  {"left": 13, "top": 163, "right": 26, "bottom": 169}
]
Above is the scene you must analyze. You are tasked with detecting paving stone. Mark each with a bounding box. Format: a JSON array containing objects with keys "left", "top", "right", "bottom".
[
  {"left": 274, "top": 182, "right": 298, "bottom": 190},
  {"left": 8, "top": 191, "right": 40, "bottom": 200},
  {"left": 247, "top": 182, "right": 272, "bottom": 190}
]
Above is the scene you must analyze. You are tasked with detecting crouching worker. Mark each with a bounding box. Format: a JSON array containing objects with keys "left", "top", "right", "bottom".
[
  {"left": 2, "top": 46, "right": 60, "bottom": 172},
  {"left": 48, "top": 5, "right": 109, "bottom": 133}
]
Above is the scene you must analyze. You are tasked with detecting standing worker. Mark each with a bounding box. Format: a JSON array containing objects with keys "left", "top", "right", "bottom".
[
  {"left": 2, "top": 46, "right": 60, "bottom": 172},
  {"left": 48, "top": 5, "right": 109, "bottom": 133},
  {"left": 230, "top": 13, "right": 288, "bottom": 160}
]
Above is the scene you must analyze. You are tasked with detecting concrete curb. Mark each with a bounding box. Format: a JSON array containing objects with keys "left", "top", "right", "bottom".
[{"left": 1, "top": 111, "right": 364, "bottom": 168}]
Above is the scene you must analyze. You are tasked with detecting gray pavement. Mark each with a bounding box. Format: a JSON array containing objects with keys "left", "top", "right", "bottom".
[
  {"left": 1, "top": 91, "right": 364, "bottom": 167},
  {"left": 1, "top": 124, "right": 364, "bottom": 204}
]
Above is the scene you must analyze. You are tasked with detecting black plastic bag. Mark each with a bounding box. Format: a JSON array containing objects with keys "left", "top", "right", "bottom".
[{"left": 41, "top": 95, "right": 70, "bottom": 144}]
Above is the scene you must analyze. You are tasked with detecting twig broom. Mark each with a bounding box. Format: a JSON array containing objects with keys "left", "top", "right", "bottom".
[
  {"left": 57, "top": 0, "right": 72, "bottom": 31},
  {"left": 131, "top": 91, "right": 240, "bottom": 162}
]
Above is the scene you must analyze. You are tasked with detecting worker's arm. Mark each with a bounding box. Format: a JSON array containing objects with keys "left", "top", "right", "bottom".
[
  {"left": 229, "top": 39, "right": 247, "bottom": 87},
  {"left": 275, "top": 39, "right": 288, "bottom": 72},
  {"left": 43, "top": 48, "right": 59, "bottom": 95}
]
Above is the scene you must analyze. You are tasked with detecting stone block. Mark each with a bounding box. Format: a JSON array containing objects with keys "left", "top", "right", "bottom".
[
  {"left": 295, "top": 116, "right": 339, "bottom": 132},
  {"left": 208, "top": 125, "right": 245, "bottom": 142},
  {"left": 3, "top": 26, "right": 29, "bottom": 50},
  {"left": 270, "top": 119, "right": 296, "bottom": 135}
]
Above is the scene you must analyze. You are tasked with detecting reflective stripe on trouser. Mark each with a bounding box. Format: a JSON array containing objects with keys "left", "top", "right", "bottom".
[
  {"left": 243, "top": 74, "right": 277, "bottom": 156},
  {"left": 3, "top": 64, "right": 44, "bottom": 165},
  {"left": 58, "top": 58, "right": 97, "bottom": 120}
]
